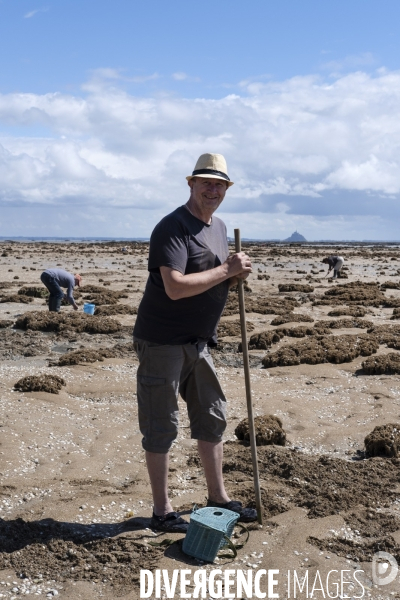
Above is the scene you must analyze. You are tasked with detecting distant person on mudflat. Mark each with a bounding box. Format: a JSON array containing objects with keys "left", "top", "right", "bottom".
[
  {"left": 133, "top": 153, "right": 257, "bottom": 532},
  {"left": 40, "top": 268, "right": 81, "bottom": 312},
  {"left": 322, "top": 255, "right": 344, "bottom": 279}
]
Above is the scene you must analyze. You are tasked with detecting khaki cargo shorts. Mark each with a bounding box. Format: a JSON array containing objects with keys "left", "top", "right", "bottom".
[{"left": 133, "top": 338, "right": 227, "bottom": 453}]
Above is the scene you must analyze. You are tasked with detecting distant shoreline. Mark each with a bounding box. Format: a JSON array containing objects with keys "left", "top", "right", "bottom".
[
  {"left": 0, "top": 236, "right": 150, "bottom": 243},
  {"left": 1, "top": 236, "right": 400, "bottom": 245}
]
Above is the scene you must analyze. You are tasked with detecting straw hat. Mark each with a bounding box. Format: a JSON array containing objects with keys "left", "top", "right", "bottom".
[{"left": 186, "top": 153, "right": 234, "bottom": 187}]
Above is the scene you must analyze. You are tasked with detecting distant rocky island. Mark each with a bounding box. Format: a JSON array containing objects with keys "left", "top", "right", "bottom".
[{"left": 284, "top": 231, "right": 307, "bottom": 242}]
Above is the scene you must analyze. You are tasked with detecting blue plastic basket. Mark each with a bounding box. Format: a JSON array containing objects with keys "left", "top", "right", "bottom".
[{"left": 182, "top": 506, "right": 239, "bottom": 562}]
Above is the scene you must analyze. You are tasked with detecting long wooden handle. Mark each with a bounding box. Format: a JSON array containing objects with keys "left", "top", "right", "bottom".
[{"left": 234, "top": 229, "right": 263, "bottom": 524}]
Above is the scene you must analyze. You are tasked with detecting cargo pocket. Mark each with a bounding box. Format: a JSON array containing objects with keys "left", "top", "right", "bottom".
[{"left": 137, "top": 373, "right": 179, "bottom": 452}]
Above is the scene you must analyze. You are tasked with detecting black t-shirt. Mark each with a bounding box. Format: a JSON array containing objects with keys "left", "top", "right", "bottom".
[{"left": 133, "top": 206, "right": 229, "bottom": 345}]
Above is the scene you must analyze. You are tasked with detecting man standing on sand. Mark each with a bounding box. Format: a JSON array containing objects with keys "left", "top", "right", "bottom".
[
  {"left": 40, "top": 268, "right": 81, "bottom": 312},
  {"left": 322, "top": 255, "right": 344, "bottom": 279},
  {"left": 133, "top": 153, "right": 257, "bottom": 532}
]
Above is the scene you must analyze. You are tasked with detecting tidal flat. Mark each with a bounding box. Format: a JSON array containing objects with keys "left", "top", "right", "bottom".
[{"left": 1, "top": 240, "right": 400, "bottom": 599}]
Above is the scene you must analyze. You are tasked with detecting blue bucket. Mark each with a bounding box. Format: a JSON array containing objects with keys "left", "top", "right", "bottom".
[{"left": 83, "top": 303, "right": 95, "bottom": 315}]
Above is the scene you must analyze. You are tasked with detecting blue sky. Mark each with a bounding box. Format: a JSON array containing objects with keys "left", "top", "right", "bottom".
[{"left": 1, "top": 0, "right": 400, "bottom": 239}]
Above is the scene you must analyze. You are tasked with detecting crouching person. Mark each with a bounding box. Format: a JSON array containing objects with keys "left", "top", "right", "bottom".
[
  {"left": 322, "top": 255, "right": 344, "bottom": 279},
  {"left": 40, "top": 268, "right": 81, "bottom": 312}
]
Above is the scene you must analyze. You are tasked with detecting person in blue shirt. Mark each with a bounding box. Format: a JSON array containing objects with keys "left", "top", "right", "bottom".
[{"left": 40, "top": 268, "right": 81, "bottom": 312}]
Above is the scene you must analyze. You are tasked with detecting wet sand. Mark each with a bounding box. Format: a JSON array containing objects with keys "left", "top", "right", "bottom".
[{"left": 1, "top": 241, "right": 400, "bottom": 599}]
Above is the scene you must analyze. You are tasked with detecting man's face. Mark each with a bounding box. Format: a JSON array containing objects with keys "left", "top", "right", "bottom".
[{"left": 189, "top": 177, "right": 228, "bottom": 214}]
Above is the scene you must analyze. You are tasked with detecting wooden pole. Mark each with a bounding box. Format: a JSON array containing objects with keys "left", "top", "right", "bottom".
[{"left": 234, "top": 228, "right": 263, "bottom": 524}]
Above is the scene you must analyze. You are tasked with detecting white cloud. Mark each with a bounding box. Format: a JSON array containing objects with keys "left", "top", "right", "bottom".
[
  {"left": 130, "top": 72, "right": 159, "bottom": 83},
  {"left": 321, "top": 52, "right": 377, "bottom": 74},
  {"left": 1, "top": 69, "right": 400, "bottom": 238},
  {"left": 172, "top": 72, "right": 200, "bottom": 82},
  {"left": 24, "top": 7, "right": 48, "bottom": 18},
  {"left": 82, "top": 69, "right": 160, "bottom": 93},
  {"left": 172, "top": 72, "right": 188, "bottom": 81}
]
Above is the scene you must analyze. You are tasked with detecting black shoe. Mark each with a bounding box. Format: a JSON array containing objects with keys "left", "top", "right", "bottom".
[
  {"left": 150, "top": 511, "right": 189, "bottom": 533},
  {"left": 206, "top": 499, "right": 257, "bottom": 523}
]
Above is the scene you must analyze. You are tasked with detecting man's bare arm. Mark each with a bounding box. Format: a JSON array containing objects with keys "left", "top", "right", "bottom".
[{"left": 160, "top": 252, "right": 252, "bottom": 300}]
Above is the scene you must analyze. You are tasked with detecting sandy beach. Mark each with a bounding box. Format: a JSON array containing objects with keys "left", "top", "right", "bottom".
[{"left": 1, "top": 240, "right": 400, "bottom": 599}]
